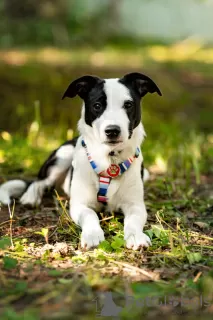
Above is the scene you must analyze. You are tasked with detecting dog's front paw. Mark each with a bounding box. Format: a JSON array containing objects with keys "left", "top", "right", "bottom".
[
  {"left": 125, "top": 232, "right": 151, "bottom": 250},
  {"left": 81, "top": 226, "right": 105, "bottom": 249}
]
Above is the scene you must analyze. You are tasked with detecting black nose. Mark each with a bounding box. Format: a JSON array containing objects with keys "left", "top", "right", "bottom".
[{"left": 105, "top": 125, "right": 121, "bottom": 139}]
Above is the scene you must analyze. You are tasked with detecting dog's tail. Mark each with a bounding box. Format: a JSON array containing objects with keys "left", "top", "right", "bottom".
[{"left": 0, "top": 179, "right": 30, "bottom": 205}]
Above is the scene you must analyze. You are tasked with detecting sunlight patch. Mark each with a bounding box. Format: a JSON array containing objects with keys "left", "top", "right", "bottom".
[
  {"left": 0, "top": 150, "right": 5, "bottom": 163},
  {"left": 150, "top": 155, "right": 167, "bottom": 174},
  {"left": 1, "top": 131, "right": 12, "bottom": 141}
]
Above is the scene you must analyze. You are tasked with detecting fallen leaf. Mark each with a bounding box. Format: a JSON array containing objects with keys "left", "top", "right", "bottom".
[{"left": 194, "top": 221, "right": 209, "bottom": 229}]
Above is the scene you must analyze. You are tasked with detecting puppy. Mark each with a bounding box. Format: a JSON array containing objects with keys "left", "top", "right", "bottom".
[{"left": 0, "top": 72, "right": 162, "bottom": 250}]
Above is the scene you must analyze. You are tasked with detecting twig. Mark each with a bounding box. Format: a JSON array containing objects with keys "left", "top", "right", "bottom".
[
  {"left": 100, "top": 216, "right": 114, "bottom": 222},
  {"left": 193, "top": 271, "right": 202, "bottom": 283},
  {"left": 0, "top": 220, "right": 11, "bottom": 227},
  {"left": 188, "top": 244, "right": 213, "bottom": 249},
  {"left": 110, "top": 260, "right": 156, "bottom": 280},
  {"left": 156, "top": 211, "right": 176, "bottom": 232},
  {"left": 189, "top": 233, "right": 213, "bottom": 241},
  {"left": 8, "top": 200, "right": 15, "bottom": 248}
]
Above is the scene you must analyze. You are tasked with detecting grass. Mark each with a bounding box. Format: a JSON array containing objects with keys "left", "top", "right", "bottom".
[{"left": 0, "top": 44, "right": 213, "bottom": 319}]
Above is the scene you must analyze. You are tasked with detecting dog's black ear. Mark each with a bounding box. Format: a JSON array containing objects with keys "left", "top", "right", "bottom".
[
  {"left": 62, "top": 75, "right": 101, "bottom": 100},
  {"left": 120, "top": 72, "right": 162, "bottom": 98}
]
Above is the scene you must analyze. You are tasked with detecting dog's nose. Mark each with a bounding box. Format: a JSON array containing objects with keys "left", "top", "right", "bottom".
[{"left": 105, "top": 125, "right": 121, "bottom": 139}]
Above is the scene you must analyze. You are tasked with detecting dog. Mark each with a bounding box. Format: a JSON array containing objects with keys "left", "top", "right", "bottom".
[{"left": 0, "top": 72, "right": 162, "bottom": 250}]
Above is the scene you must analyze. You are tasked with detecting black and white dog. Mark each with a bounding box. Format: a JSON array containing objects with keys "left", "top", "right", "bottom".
[{"left": 0, "top": 73, "right": 162, "bottom": 250}]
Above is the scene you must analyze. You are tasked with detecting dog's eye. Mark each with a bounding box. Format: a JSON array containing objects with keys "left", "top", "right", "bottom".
[
  {"left": 93, "top": 102, "right": 102, "bottom": 112},
  {"left": 124, "top": 101, "right": 134, "bottom": 110}
]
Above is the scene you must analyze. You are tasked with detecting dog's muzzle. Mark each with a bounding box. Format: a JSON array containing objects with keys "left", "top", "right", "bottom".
[{"left": 105, "top": 125, "right": 121, "bottom": 142}]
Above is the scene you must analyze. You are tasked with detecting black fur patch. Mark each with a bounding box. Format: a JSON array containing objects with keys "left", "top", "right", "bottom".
[
  {"left": 119, "top": 72, "right": 161, "bottom": 138},
  {"left": 84, "top": 80, "right": 107, "bottom": 127},
  {"left": 140, "top": 162, "right": 144, "bottom": 180}
]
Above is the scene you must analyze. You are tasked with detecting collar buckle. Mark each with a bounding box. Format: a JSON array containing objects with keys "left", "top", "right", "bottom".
[{"left": 106, "top": 164, "right": 120, "bottom": 177}]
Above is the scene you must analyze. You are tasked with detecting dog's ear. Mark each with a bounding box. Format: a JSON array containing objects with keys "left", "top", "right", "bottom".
[
  {"left": 120, "top": 72, "right": 162, "bottom": 98},
  {"left": 62, "top": 75, "right": 101, "bottom": 100}
]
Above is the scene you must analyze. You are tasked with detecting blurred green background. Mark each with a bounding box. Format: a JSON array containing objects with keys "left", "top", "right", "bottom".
[{"left": 0, "top": 0, "right": 212, "bottom": 178}]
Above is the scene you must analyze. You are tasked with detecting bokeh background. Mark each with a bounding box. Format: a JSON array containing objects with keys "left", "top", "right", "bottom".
[{"left": 0, "top": 0, "right": 212, "bottom": 179}]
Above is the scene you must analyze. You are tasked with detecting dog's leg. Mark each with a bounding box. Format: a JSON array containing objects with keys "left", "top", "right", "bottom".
[
  {"left": 20, "top": 178, "right": 51, "bottom": 206},
  {"left": 20, "top": 143, "right": 75, "bottom": 206},
  {"left": 61, "top": 167, "right": 72, "bottom": 196},
  {"left": 121, "top": 202, "right": 151, "bottom": 250},
  {"left": 70, "top": 204, "right": 105, "bottom": 249}
]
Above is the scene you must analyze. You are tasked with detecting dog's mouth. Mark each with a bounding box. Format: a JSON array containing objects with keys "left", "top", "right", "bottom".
[{"left": 104, "top": 140, "right": 123, "bottom": 145}]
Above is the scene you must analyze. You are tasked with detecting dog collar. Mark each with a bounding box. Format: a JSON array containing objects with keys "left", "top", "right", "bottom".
[{"left": 81, "top": 139, "right": 140, "bottom": 204}]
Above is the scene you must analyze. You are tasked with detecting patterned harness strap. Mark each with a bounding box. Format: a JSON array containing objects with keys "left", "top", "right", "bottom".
[{"left": 81, "top": 140, "right": 140, "bottom": 204}]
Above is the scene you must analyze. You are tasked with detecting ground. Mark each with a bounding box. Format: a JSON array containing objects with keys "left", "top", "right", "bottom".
[{"left": 0, "top": 43, "right": 213, "bottom": 319}]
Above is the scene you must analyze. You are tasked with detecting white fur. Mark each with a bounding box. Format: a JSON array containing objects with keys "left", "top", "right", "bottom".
[
  {"left": 20, "top": 180, "right": 45, "bottom": 206},
  {"left": 62, "top": 167, "right": 72, "bottom": 196},
  {"left": 55, "top": 144, "right": 74, "bottom": 160},
  {"left": 70, "top": 128, "right": 150, "bottom": 249},
  {"left": 70, "top": 79, "right": 150, "bottom": 250},
  {"left": 0, "top": 180, "right": 27, "bottom": 205},
  {"left": 143, "top": 168, "right": 150, "bottom": 182}
]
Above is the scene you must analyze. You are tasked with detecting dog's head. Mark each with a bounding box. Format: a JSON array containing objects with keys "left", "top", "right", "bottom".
[{"left": 62, "top": 73, "right": 162, "bottom": 149}]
